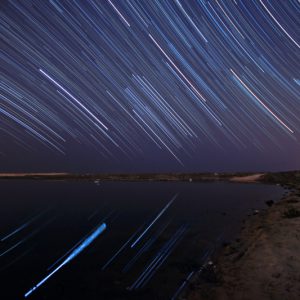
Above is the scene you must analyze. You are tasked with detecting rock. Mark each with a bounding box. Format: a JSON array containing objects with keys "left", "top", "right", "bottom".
[
  {"left": 272, "top": 272, "right": 281, "bottom": 278},
  {"left": 265, "top": 200, "right": 274, "bottom": 207},
  {"left": 201, "top": 261, "right": 219, "bottom": 283}
]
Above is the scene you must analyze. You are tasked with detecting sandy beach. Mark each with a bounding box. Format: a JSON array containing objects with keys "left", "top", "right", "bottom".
[
  {"left": 230, "top": 173, "right": 265, "bottom": 183},
  {"left": 184, "top": 172, "right": 300, "bottom": 300}
]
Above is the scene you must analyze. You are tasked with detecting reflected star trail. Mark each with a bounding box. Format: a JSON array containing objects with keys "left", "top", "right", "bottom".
[
  {"left": 24, "top": 222, "right": 107, "bottom": 298},
  {"left": 0, "top": 1, "right": 299, "bottom": 171}
]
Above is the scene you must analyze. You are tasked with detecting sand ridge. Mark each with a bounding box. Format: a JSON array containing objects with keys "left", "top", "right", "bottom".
[{"left": 230, "top": 173, "right": 265, "bottom": 183}]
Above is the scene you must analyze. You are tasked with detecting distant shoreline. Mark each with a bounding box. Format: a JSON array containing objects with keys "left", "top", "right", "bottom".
[{"left": 0, "top": 171, "right": 297, "bottom": 183}]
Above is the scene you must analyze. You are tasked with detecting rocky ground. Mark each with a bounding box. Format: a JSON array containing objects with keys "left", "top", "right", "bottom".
[{"left": 184, "top": 171, "right": 300, "bottom": 300}]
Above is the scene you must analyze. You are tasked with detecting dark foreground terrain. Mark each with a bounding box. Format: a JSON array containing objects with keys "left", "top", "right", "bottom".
[{"left": 184, "top": 171, "right": 300, "bottom": 300}]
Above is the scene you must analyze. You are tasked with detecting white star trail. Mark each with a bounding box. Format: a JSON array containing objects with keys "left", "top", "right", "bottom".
[
  {"left": 259, "top": 0, "right": 300, "bottom": 49},
  {"left": 39, "top": 69, "right": 109, "bottom": 131},
  {"left": 231, "top": 69, "right": 294, "bottom": 134},
  {"left": 0, "top": 0, "right": 299, "bottom": 170}
]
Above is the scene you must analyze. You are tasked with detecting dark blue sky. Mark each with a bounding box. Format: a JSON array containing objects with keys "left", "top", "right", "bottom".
[{"left": 1, "top": 0, "right": 299, "bottom": 173}]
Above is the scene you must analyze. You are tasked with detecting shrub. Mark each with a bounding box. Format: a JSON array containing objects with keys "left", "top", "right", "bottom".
[{"left": 283, "top": 207, "right": 300, "bottom": 218}]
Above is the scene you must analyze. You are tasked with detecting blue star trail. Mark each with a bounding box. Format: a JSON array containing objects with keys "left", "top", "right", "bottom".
[
  {"left": 0, "top": 0, "right": 299, "bottom": 171},
  {"left": 24, "top": 222, "right": 107, "bottom": 298}
]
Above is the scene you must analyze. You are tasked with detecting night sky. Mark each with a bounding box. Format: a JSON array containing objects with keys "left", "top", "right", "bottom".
[{"left": 0, "top": 0, "right": 299, "bottom": 173}]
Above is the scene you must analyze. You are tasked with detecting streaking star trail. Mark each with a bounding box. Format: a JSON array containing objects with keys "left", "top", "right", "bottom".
[
  {"left": 24, "top": 222, "right": 107, "bottom": 298},
  {"left": 131, "top": 194, "right": 177, "bottom": 248},
  {"left": 0, "top": 0, "right": 299, "bottom": 171}
]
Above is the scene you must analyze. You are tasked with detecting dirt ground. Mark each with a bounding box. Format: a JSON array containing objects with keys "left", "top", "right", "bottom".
[{"left": 185, "top": 178, "right": 300, "bottom": 300}]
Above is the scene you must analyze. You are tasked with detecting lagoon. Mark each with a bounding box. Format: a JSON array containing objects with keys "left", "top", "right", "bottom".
[{"left": 0, "top": 180, "right": 284, "bottom": 299}]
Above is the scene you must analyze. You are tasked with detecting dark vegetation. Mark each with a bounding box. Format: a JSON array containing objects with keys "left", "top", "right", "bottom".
[
  {"left": 283, "top": 207, "right": 300, "bottom": 218},
  {"left": 261, "top": 170, "right": 300, "bottom": 188}
]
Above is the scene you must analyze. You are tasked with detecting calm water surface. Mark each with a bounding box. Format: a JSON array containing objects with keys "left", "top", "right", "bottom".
[{"left": 0, "top": 181, "right": 284, "bottom": 300}]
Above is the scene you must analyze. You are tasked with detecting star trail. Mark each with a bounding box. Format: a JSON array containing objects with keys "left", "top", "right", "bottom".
[{"left": 0, "top": 0, "right": 299, "bottom": 171}]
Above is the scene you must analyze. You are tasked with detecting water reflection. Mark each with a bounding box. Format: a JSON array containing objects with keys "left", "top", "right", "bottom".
[{"left": 0, "top": 181, "right": 283, "bottom": 299}]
